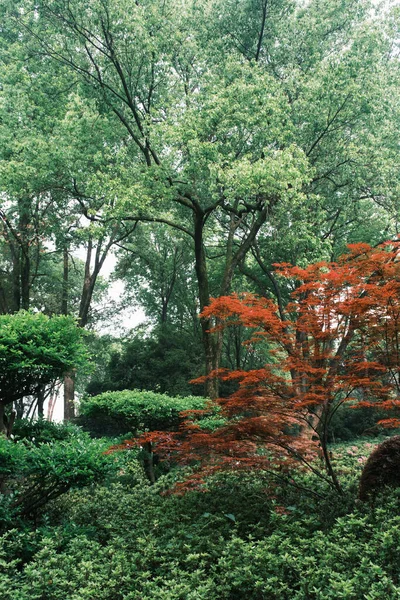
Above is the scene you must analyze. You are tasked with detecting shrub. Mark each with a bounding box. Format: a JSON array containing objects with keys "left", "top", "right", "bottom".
[
  {"left": 0, "top": 432, "right": 113, "bottom": 527},
  {"left": 359, "top": 436, "right": 400, "bottom": 501},
  {"left": 2, "top": 475, "right": 400, "bottom": 599},
  {"left": 12, "top": 419, "right": 82, "bottom": 445},
  {"left": 77, "top": 389, "right": 207, "bottom": 436},
  {"left": 0, "top": 311, "right": 89, "bottom": 434}
]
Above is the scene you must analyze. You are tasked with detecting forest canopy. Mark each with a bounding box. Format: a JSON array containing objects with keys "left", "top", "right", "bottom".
[
  {"left": 1, "top": 1, "right": 400, "bottom": 598},
  {"left": 1, "top": 0, "right": 399, "bottom": 403}
]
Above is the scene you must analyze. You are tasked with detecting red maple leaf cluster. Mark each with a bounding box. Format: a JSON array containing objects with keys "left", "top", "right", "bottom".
[{"left": 109, "top": 241, "right": 400, "bottom": 492}]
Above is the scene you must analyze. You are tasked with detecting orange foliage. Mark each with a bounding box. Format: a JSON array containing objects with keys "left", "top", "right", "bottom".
[{"left": 110, "top": 240, "right": 400, "bottom": 492}]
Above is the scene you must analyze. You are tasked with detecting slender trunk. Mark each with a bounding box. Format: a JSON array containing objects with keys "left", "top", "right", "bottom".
[
  {"left": 47, "top": 384, "right": 58, "bottom": 421},
  {"left": 11, "top": 249, "right": 21, "bottom": 313},
  {"left": 19, "top": 199, "right": 30, "bottom": 311},
  {"left": 37, "top": 385, "right": 45, "bottom": 419},
  {"left": 161, "top": 299, "right": 168, "bottom": 324},
  {"left": 0, "top": 404, "right": 16, "bottom": 438},
  {"left": 0, "top": 283, "right": 9, "bottom": 314},
  {"left": 0, "top": 404, "right": 7, "bottom": 436},
  {"left": 78, "top": 238, "right": 102, "bottom": 327},
  {"left": 64, "top": 373, "right": 75, "bottom": 421},
  {"left": 61, "top": 242, "right": 76, "bottom": 420},
  {"left": 143, "top": 442, "right": 156, "bottom": 484},
  {"left": 319, "top": 407, "right": 342, "bottom": 493},
  {"left": 20, "top": 251, "right": 30, "bottom": 310},
  {"left": 78, "top": 280, "right": 95, "bottom": 328},
  {"left": 14, "top": 398, "right": 25, "bottom": 420},
  {"left": 61, "top": 244, "right": 69, "bottom": 316},
  {"left": 193, "top": 210, "right": 220, "bottom": 398},
  {"left": 7, "top": 411, "right": 16, "bottom": 438}
]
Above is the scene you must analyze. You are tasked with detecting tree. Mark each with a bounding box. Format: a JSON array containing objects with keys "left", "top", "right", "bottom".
[
  {"left": 3, "top": 0, "right": 399, "bottom": 399},
  {"left": 0, "top": 311, "right": 89, "bottom": 435},
  {"left": 7, "top": 0, "right": 311, "bottom": 397},
  {"left": 129, "top": 241, "right": 400, "bottom": 493}
]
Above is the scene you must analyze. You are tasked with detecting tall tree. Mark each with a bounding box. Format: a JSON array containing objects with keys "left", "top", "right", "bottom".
[
  {"left": 9, "top": 0, "right": 310, "bottom": 395},
  {"left": 3, "top": 0, "right": 399, "bottom": 398}
]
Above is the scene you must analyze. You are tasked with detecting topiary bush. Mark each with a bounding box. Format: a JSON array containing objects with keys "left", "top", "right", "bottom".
[
  {"left": 359, "top": 436, "right": 400, "bottom": 501},
  {"left": 77, "top": 389, "right": 207, "bottom": 436}
]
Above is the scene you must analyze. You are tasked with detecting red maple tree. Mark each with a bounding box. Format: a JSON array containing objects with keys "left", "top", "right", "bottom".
[{"left": 110, "top": 241, "right": 400, "bottom": 493}]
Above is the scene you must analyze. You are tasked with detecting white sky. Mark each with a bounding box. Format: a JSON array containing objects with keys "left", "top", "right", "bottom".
[{"left": 45, "top": 250, "right": 146, "bottom": 421}]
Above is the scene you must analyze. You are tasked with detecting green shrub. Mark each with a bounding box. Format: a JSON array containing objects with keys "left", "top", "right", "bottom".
[
  {"left": 2, "top": 438, "right": 400, "bottom": 599},
  {"left": 12, "top": 419, "right": 82, "bottom": 445},
  {"left": 77, "top": 389, "right": 207, "bottom": 435},
  {"left": 2, "top": 478, "right": 400, "bottom": 599},
  {"left": 0, "top": 433, "right": 114, "bottom": 527}
]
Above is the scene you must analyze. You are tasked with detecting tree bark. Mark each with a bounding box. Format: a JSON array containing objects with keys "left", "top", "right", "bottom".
[
  {"left": 193, "top": 210, "right": 220, "bottom": 398},
  {"left": 143, "top": 441, "right": 156, "bottom": 484},
  {"left": 0, "top": 404, "right": 16, "bottom": 438},
  {"left": 37, "top": 385, "right": 45, "bottom": 419},
  {"left": 61, "top": 244, "right": 69, "bottom": 316},
  {"left": 0, "top": 404, "right": 7, "bottom": 436},
  {"left": 64, "top": 373, "right": 76, "bottom": 421}
]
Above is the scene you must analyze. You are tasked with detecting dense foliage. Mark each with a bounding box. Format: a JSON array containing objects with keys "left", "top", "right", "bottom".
[
  {"left": 0, "top": 423, "right": 114, "bottom": 528},
  {"left": 78, "top": 389, "right": 207, "bottom": 435},
  {"left": 1, "top": 0, "right": 399, "bottom": 399},
  {"left": 1, "top": 434, "right": 400, "bottom": 599},
  {"left": 1, "top": 0, "right": 400, "bottom": 596},
  {"left": 0, "top": 312, "right": 88, "bottom": 431},
  {"left": 124, "top": 242, "right": 400, "bottom": 493},
  {"left": 86, "top": 326, "right": 204, "bottom": 397}
]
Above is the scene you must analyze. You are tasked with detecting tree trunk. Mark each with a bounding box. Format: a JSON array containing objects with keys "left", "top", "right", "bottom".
[
  {"left": 14, "top": 398, "right": 25, "bottom": 420},
  {"left": 61, "top": 244, "right": 69, "bottom": 316},
  {"left": 0, "top": 404, "right": 7, "bottom": 436},
  {"left": 193, "top": 210, "right": 220, "bottom": 399},
  {"left": 0, "top": 404, "right": 16, "bottom": 438},
  {"left": 64, "top": 373, "right": 75, "bottom": 421},
  {"left": 47, "top": 385, "right": 57, "bottom": 421},
  {"left": 37, "top": 385, "right": 45, "bottom": 419},
  {"left": 143, "top": 441, "right": 156, "bottom": 484},
  {"left": 11, "top": 249, "right": 21, "bottom": 313},
  {"left": 19, "top": 199, "right": 31, "bottom": 311}
]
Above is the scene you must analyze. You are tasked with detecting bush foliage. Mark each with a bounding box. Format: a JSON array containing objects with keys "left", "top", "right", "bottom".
[
  {"left": 78, "top": 389, "right": 207, "bottom": 435},
  {"left": 0, "top": 427, "right": 114, "bottom": 527},
  {"left": 1, "top": 438, "right": 400, "bottom": 599}
]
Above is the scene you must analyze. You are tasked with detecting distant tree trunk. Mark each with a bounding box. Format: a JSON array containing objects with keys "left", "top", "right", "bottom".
[
  {"left": 47, "top": 383, "right": 59, "bottom": 422},
  {"left": 61, "top": 244, "right": 69, "bottom": 316},
  {"left": 64, "top": 373, "right": 76, "bottom": 421},
  {"left": 37, "top": 385, "right": 45, "bottom": 419},
  {"left": 0, "top": 404, "right": 16, "bottom": 438},
  {"left": 19, "top": 199, "right": 31, "bottom": 311},
  {"left": 143, "top": 442, "right": 156, "bottom": 484},
  {"left": 0, "top": 404, "right": 7, "bottom": 436},
  {"left": 11, "top": 248, "right": 21, "bottom": 313},
  {"left": 14, "top": 398, "right": 25, "bottom": 420},
  {"left": 61, "top": 244, "right": 76, "bottom": 420},
  {"left": 193, "top": 210, "right": 220, "bottom": 399}
]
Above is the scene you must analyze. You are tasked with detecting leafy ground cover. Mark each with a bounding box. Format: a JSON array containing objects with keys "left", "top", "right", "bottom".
[{"left": 1, "top": 433, "right": 400, "bottom": 599}]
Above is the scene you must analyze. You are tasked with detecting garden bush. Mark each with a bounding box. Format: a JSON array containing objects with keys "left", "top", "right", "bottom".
[
  {"left": 12, "top": 419, "right": 83, "bottom": 445},
  {"left": 77, "top": 389, "right": 207, "bottom": 436},
  {"left": 0, "top": 432, "right": 115, "bottom": 527},
  {"left": 1, "top": 437, "right": 400, "bottom": 599},
  {"left": 1, "top": 467, "right": 400, "bottom": 599}
]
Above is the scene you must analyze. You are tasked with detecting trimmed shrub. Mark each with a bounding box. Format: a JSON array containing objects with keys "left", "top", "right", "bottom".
[
  {"left": 77, "top": 389, "right": 207, "bottom": 436},
  {"left": 359, "top": 436, "right": 400, "bottom": 501}
]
